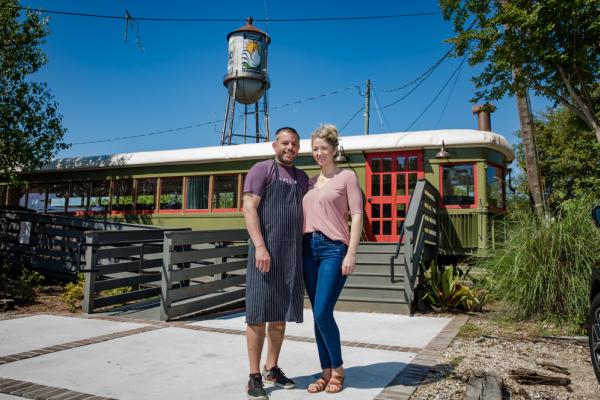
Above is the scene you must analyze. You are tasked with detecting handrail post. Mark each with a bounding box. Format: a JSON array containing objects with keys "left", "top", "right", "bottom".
[
  {"left": 160, "top": 232, "right": 173, "bottom": 321},
  {"left": 82, "top": 232, "right": 97, "bottom": 314}
]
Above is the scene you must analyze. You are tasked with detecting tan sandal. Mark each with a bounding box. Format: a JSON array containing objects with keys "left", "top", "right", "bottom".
[
  {"left": 325, "top": 374, "right": 344, "bottom": 394},
  {"left": 307, "top": 375, "right": 329, "bottom": 393}
]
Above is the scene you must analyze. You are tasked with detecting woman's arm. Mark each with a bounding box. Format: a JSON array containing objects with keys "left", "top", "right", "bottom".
[{"left": 341, "top": 212, "right": 363, "bottom": 276}]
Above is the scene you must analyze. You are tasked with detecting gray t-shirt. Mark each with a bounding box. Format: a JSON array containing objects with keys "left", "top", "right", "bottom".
[{"left": 244, "top": 159, "right": 309, "bottom": 197}]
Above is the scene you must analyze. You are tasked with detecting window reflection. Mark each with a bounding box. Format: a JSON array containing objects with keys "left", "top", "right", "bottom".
[
  {"left": 68, "top": 182, "right": 90, "bottom": 213},
  {"left": 136, "top": 178, "right": 157, "bottom": 211},
  {"left": 90, "top": 181, "right": 110, "bottom": 212},
  {"left": 28, "top": 184, "right": 47, "bottom": 213},
  {"left": 112, "top": 180, "right": 134, "bottom": 212},
  {"left": 442, "top": 164, "right": 475, "bottom": 205},
  {"left": 160, "top": 177, "right": 183, "bottom": 210}
]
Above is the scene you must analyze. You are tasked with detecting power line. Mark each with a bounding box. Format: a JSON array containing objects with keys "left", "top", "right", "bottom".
[
  {"left": 405, "top": 56, "right": 468, "bottom": 131},
  {"left": 379, "top": 48, "right": 453, "bottom": 93},
  {"left": 16, "top": 6, "right": 440, "bottom": 22},
  {"left": 339, "top": 106, "right": 365, "bottom": 133},
  {"left": 371, "top": 89, "right": 391, "bottom": 131},
  {"left": 434, "top": 57, "right": 465, "bottom": 129},
  {"left": 69, "top": 84, "right": 361, "bottom": 145}
]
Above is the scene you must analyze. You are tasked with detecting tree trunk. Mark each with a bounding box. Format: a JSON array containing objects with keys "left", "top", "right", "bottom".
[{"left": 515, "top": 90, "right": 546, "bottom": 218}]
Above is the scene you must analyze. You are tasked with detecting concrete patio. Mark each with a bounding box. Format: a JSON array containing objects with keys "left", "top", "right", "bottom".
[{"left": 0, "top": 310, "right": 467, "bottom": 400}]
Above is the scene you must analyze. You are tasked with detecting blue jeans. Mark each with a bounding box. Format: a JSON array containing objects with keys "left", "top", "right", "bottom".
[{"left": 303, "top": 232, "right": 348, "bottom": 369}]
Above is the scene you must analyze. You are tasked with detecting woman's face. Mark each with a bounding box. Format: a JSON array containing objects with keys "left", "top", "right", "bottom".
[{"left": 312, "top": 137, "right": 336, "bottom": 168}]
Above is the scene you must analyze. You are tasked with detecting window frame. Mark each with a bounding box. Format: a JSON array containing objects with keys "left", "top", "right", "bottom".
[
  {"left": 183, "top": 175, "right": 211, "bottom": 213},
  {"left": 157, "top": 176, "right": 185, "bottom": 214},
  {"left": 210, "top": 174, "right": 240, "bottom": 213},
  {"left": 486, "top": 161, "right": 506, "bottom": 212},
  {"left": 439, "top": 162, "right": 478, "bottom": 209}
]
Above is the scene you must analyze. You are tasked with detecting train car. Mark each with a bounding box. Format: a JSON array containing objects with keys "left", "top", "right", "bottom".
[{"left": 0, "top": 116, "right": 513, "bottom": 262}]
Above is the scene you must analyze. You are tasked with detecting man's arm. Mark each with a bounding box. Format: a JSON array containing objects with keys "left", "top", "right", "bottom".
[{"left": 243, "top": 193, "right": 271, "bottom": 273}]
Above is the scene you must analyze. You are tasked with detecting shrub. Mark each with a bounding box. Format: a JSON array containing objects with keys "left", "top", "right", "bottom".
[
  {"left": 60, "top": 273, "right": 84, "bottom": 312},
  {"left": 479, "top": 192, "right": 600, "bottom": 327},
  {"left": 0, "top": 262, "right": 43, "bottom": 301},
  {"left": 420, "top": 265, "right": 487, "bottom": 312}
]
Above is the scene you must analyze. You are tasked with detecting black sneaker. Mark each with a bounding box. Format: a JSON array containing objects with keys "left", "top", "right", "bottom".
[
  {"left": 247, "top": 373, "right": 268, "bottom": 400},
  {"left": 262, "top": 365, "right": 296, "bottom": 389}
]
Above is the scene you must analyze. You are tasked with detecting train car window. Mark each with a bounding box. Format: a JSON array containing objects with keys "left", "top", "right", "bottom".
[
  {"left": 0, "top": 185, "right": 6, "bottom": 206},
  {"left": 397, "top": 173, "right": 406, "bottom": 196},
  {"left": 408, "top": 173, "right": 418, "bottom": 195},
  {"left": 67, "top": 182, "right": 90, "bottom": 213},
  {"left": 382, "top": 158, "right": 392, "bottom": 172},
  {"left": 442, "top": 164, "right": 476, "bottom": 206},
  {"left": 397, "top": 156, "right": 406, "bottom": 171},
  {"left": 47, "top": 183, "right": 68, "bottom": 214},
  {"left": 160, "top": 177, "right": 183, "bottom": 210},
  {"left": 372, "top": 158, "right": 381, "bottom": 172},
  {"left": 112, "top": 179, "right": 134, "bottom": 212},
  {"left": 213, "top": 175, "right": 238, "bottom": 210},
  {"left": 28, "top": 184, "right": 47, "bottom": 213},
  {"left": 487, "top": 164, "right": 505, "bottom": 210},
  {"left": 186, "top": 176, "right": 209, "bottom": 210},
  {"left": 136, "top": 178, "right": 157, "bottom": 211},
  {"left": 16, "top": 185, "right": 27, "bottom": 208},
  {"left": 90, "top": 181, "right": 110, "bottom": 213}
]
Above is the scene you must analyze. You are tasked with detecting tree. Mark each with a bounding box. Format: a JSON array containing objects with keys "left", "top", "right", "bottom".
[
  {"left": 440, "top": 0, "right": 600, "bottom": 142},
  {"left": 0, "top": 0, "right": 68, "bottom": 184},
  {"left": 514, "top": 102, "right": 600, "bottom": 212}
]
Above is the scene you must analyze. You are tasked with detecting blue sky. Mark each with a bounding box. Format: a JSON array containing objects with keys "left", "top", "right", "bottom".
[{"left": 22, "top": 0, "right": 550, "bottom": 158}]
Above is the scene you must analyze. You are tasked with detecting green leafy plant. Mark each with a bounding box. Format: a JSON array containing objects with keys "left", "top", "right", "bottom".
[
  {"left": 479, "top": 191, "right": 600, "bottom": 329},
  {"left": 0, "top": 262, "right": 43, "bottom": 301},
  {"left": 60, "top": 273, "right": 84, "bottom": 312},
  {"left": 420, "top": 265, "right": 486, "bottom": 312}
]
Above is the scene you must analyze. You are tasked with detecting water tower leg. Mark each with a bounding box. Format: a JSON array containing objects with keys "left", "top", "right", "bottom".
[
  {"left": 263, "top": 91, "right": 270, "bottom": 142},
  {"left": 243, "top": 105, "right": 248, "bottom": 143},
  {"left": 220, "top": 94, "right": 231, "bottom": 146},
  {"left": 226, "top": 79, "right": 238, "bottom": 145},
  {"left": 255, "top": 102, "right": 260, "bottom": 143}
]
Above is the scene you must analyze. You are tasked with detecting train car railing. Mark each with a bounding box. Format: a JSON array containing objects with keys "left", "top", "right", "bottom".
[
  {"left": 0, "top": 208, "right": 160, "bottom": 280},
  {"left": 81, "top": 228, "right": 190, "bottom": 313},
  {"left": 161, "top": 229, "right": 249, "bottom": 321},
  {"left": 391, "top": 179, "right": 439, "bottom": 308}
]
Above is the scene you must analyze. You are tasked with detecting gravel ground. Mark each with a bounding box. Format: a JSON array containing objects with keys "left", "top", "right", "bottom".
[{"left": 412, "top": 314, "right": 598, "bottom": 399}]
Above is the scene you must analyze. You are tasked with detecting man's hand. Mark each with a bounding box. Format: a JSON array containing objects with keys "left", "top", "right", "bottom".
[{"left": 255, "top": 245, "right": 271, "bottom": 273}]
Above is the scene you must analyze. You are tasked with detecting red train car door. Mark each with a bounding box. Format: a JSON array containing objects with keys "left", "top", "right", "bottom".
[{"left": 365, "top": 151, "right": 424, "bottom": 242}]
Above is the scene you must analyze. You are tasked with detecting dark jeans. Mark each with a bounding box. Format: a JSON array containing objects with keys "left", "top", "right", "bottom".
[{"left": 303, "top": 232, "right": 348, "bottom": 369}]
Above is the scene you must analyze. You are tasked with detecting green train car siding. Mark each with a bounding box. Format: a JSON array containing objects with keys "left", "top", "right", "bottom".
[{"left": 0, "top": 129, "right": 513, "bottom": 259}]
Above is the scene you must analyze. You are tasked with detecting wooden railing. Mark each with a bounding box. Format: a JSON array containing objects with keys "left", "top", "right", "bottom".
[
  {"left": 81, "top": 228, "right": 189, "bottom": 313},
  {"left": 161, "top": 229, "right": 249, "bottom": 321},
  {"left": 391, "top": 180, "right": 439, "bottom": 307},
  {"left": 0, "top": 209, "right": 159, "bottom": 280}
]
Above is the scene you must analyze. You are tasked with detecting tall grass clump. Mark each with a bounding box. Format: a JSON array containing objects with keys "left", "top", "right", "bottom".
[{"left": 479, "top": 192, "right": 600, "bottom": 327}]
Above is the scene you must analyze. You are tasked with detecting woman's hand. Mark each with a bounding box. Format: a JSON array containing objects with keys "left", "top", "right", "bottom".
[{"left": 341, "top": 253, "right": 355, "bottom": 276}]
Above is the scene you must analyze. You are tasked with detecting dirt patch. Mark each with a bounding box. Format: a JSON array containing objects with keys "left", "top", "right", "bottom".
[
  {"left": 0, "top": 285, "right": 75, "bottom": 318},
  {"left": 412, "top": 313, "right": 597, "bottom": 399}
]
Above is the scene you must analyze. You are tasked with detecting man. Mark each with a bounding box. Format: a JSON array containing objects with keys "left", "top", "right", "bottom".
[{"left": 243, "top": 127, "right": 309, "bottom": 400}]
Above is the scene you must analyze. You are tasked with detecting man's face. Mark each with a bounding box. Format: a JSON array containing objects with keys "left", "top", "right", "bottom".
[{"left": 272, "top": 131, "right": 300, "bottom": 166}]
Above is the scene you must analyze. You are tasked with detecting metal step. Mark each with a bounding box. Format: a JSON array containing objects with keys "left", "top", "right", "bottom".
[
  {"left": 357, "top": 242, "right": 398, "bottom": 254},
  {"left": 355, "top": 252, "right": 396, "bottom": 264},
  {"left": 340, "top": 284, "right": 408, "bottom": 301},
  {"left": 345, "top": 272, "right": 404, "bottom": 286}
]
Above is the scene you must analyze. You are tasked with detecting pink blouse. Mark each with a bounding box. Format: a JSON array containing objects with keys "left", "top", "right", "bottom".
[{"left": 302, "top": 169, "right": 364, "bottom": 245}]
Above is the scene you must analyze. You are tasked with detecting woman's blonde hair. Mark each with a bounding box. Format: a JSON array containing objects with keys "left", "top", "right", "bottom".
[{"left": 311, "top": 124, "right": 339, "bottom": 149}]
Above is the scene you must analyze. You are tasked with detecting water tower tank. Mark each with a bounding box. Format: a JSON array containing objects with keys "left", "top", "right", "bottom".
[{"left": 224, "top": 17, "right": 270, "bottom": 105}]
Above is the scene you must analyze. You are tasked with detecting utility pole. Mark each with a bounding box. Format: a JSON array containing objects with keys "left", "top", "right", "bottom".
[{"left": 364, "top": 79, "right": 371, "bottom": 135}]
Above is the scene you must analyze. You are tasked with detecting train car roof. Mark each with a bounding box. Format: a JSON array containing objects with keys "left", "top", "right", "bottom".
[{"left": 42, "top": 129, "right": 514, "bottom": 172}]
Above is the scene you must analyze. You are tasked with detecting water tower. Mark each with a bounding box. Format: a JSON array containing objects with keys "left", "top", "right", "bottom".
[{"left": 221, "top": 17, "right": 271, "bottom": 145}]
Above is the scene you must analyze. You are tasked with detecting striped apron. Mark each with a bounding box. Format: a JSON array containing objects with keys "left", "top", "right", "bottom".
[{"left": 245, "top": 161, "right": 305, "bottom": 325}]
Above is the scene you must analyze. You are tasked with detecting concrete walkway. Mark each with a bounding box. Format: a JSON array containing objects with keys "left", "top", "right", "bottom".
[{"left": 0, "top": 310, "right": 467, "bottom": 400}]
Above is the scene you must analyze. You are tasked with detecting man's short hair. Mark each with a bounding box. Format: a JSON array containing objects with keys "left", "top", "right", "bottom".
[{"left": 275, "top": 127, "right": 300, "bottom": 142}]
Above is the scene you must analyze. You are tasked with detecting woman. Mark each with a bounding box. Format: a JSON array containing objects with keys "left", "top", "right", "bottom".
[{"left": 302, "top": 124, "right": 363, "bottom": 394}]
